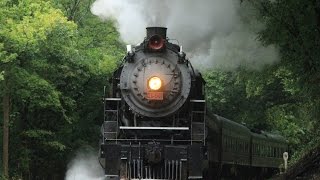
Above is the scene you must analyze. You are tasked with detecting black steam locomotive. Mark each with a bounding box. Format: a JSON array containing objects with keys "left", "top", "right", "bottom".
[{"left": 99, "top": 27, "right": 288, "bottom": 180}]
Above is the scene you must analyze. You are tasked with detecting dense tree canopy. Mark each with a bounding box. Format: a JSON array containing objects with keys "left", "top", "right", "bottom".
[{"left": 0, "top": 0, "right": 123, "bottom": 178}]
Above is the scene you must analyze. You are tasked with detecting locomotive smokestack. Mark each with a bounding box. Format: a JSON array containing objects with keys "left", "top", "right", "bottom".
[{"left": 146, "top": 27, "right": 167, "bottom": 40}]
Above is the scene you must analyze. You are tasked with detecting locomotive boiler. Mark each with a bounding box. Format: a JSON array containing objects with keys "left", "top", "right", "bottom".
[{"left": 99, "top": 27, "right": 288, "bottom": 180}]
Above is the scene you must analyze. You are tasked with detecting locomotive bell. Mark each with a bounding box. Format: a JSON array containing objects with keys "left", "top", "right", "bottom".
[
  {"left": 148, "top": 35, "right": 164, "bottom": 50},
  {"left": 146, "top": 27, "right": 167, "bottom": 51}
]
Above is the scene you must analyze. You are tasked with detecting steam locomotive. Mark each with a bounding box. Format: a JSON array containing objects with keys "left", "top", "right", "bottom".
[{"left": 99, "top": 27, "right": 288, "bottom": 180}]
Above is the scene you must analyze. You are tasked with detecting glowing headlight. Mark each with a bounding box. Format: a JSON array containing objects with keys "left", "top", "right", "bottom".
[{"left": 148, "top": 76, "right": 162, "bottom": 91}]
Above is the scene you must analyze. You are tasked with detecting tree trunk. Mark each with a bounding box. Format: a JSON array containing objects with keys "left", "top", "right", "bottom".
[{"left": 3, "top": 93, "right": 9, "bottom": 177}]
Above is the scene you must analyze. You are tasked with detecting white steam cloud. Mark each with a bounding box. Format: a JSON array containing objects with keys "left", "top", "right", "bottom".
[
  {"left": 91, "top": 0, "right": 279, "bottom": 70},
  {"left": 65, "top": 150, "right": 104, "bottom": 180}
]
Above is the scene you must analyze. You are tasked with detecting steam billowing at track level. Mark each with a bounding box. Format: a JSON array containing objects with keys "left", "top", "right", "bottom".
[
  {"left": 91, "top": 0, "right": 279, "bottom": 70},
  {"left": 98, "top": 27, "right": 288, "bottom": 180},
  {"left": 65, "top": 150, "right": 104, "bottom": 180}
]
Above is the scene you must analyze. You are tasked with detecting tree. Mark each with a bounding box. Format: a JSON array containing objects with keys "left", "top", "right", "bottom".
[
  {"left": 256, "top": 0, "right": 320, "bottom": 157},
  {"left": 0, "top": 0, "right": 77, "bottom": 178},
  {"left": 1, "top": 0, "right": 124, "bottom": 178},
  {"left": 204, "top": 0, "right": 320, "bottom": 161}
]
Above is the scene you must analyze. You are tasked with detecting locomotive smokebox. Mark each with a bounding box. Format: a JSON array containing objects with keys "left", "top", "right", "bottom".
[{"left": 146, "top": 27, "right": 167, "bottom": 39}]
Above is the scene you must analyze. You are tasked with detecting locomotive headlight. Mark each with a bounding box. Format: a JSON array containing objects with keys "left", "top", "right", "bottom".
[{"left": 148, "top": 76, "right": 162, "bottom": 91}]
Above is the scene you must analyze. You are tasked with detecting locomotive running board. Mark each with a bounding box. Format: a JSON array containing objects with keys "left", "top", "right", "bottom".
[{"left": 119, "top": 126, "right": 189, "bottom": 130}]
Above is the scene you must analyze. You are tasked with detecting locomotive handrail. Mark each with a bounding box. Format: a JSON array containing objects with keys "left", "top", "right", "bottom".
[
  {"left": 190, "top": 99, "right": 205, "bottom": 103},
  {"left": 103, "top": 138, "right": 202, "bottom": 142},
  {"left": 119, "top": 126, "right": 189, "bottom": 130},
  {"left": 104, "top": 98, "right": 121, "bottom": 101}
]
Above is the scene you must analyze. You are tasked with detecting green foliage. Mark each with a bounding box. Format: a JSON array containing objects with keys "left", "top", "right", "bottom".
[
  {"left": 204, "top": 70, "right": 246, "bottom": 120},
  {"left": 44, "top": 141, "right": 67, "bottom": 151},
  {"left": 23, "top": 129, "right": 54, "bottom": 138},
  {"left": 257, "top": 0, "right": 320, "bottom": 157},
  {"left": 0, "top": 0, "right": 123, "bottom": 178},
  {"left": 12, "top": 68, "right": 62, "bottom": 110},
  {"left": 266, "top": 104, "right": 310, "bottom": 145},
  {"left": 205, "top": 0, "right": 320, "bottom": 169},
  {"left": 0, "top": 71, "right": 3, "bottom": 81},
  {"left": 0, "top": 43, "right": 17, "bottom": 64},
  {"left": 204, "top": 64, "right": 318, "bottom": 163},
  {"left": 258, "top": 0, "right": 320, "bottom": 95},
  {"left": 0, "top": 1, "right": 76, "bottom": 54}
]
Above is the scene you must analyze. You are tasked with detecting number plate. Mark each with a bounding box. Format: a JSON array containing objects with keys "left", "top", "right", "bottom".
[{"left": 146, "top": 92, "right": 163, "bottom": 100}]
